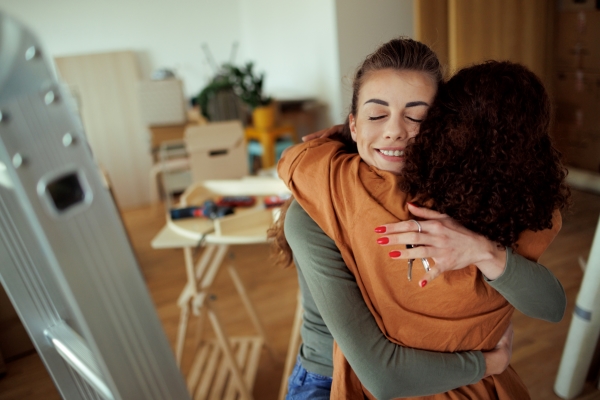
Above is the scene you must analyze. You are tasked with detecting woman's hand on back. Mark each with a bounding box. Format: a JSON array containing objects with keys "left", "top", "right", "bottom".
[
  {"left": 376, "top": 203, "right": 508, "bottom": 287},
  {"left": 483, "top": 322, "right": 513, "bottom": 377},
  {"left": 301, "top": 124, "right": 344, "bottom": 142}
]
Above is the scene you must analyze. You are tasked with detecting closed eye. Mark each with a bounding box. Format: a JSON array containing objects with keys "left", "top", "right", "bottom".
[
  {"left": 368, "top": 115, "right": 386, "bottom": 121},
  {"left": 407, "top": 117, "right": 423, "bottom": 123}
]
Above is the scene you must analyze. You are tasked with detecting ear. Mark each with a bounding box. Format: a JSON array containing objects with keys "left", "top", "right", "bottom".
[{"left": 349, "top": 114, "right": 358, "bottom": 142}]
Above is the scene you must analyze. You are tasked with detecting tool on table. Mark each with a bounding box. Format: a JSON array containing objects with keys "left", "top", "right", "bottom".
[
  {"left": 215, "top": 196, "right": 256, "bottom": 207},
  {"left": 170, "top": 200, "right": 234, "bottom": 220}
]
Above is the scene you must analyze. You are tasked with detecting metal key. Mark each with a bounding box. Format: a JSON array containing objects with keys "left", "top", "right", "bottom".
[
  {"left": 406, "top": 219, "right": 431, "bottom": 280},
  {"left": 422, "top": 257, "right": 431, "bottom": 272},
  {"left": 406, "top": 244, "right": 415, "bottom": 281}
]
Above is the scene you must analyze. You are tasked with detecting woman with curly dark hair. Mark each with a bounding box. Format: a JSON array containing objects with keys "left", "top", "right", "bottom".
[
  {"left": 278, "top": 55, "right": 569, "bottom": 398},
  {"left": 398, "top": 60, "right": 569, "bottom": 250}
]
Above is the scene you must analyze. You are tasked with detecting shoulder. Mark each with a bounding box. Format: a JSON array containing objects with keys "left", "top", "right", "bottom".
[
  {"left": 515, "top": 209, "right": 562, "bottom": 262},
  {"left": 285, "top": 199, "right": 319, "bottom": 235}
]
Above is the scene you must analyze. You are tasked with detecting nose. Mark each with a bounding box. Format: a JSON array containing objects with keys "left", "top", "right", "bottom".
[{"left": 383, "top": 116, "right": 408, "bottom": 141}]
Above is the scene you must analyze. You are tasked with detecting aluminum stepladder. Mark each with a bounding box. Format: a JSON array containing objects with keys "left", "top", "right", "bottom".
[{"left": 0, "top": 12, "right": 190, "bottom": 400}]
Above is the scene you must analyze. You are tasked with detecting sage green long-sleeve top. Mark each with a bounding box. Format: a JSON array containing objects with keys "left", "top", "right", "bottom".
[{"left": 284, "top": 200, "right": 566, "bottom": 400}]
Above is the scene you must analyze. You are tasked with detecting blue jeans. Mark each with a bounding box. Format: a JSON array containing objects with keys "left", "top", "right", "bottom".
[{"left": 286, "top": 357, "right": 333, "bottom": 400}]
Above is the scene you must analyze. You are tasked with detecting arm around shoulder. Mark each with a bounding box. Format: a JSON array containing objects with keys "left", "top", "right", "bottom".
[
  {"left": 285, "top": 200, "right": 486, "bottom": 399},
  {"left": 486, "top": 248, "right": 566, "bottom": 322}
]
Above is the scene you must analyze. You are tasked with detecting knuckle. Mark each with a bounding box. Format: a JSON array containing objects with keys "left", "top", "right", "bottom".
[{"left": 430, "top": 221, "right": 442, "bottom": 231}]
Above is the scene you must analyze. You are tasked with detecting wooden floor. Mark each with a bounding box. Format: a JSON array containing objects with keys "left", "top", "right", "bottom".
[{"left": 1, "top": 189, "right": 600, "bottom": 400}]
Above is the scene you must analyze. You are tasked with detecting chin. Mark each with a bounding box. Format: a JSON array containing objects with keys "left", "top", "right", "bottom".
[
  {"left": 380, "top": 166, "right": 403, "bottom": 175},
  {"left": 383, "top": 163, "right": 404, "bottom": 175}
]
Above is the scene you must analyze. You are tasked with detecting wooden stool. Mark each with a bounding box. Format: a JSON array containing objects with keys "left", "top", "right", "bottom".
[{"left": 245, "top": 125, "right": 296, "bottom": 168}]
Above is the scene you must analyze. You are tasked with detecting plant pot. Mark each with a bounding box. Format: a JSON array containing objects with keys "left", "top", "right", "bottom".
[{"left": 252, "top": 104, "right": 276, "bottom": 130}]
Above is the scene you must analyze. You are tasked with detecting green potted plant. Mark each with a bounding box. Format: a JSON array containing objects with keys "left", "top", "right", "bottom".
[
  {"left": 195, "top": 72, "right": 238, "bottom": 122},
  {"left": 223, "top": 62, "right": 274, "bottom": 130},
  {"left": 196, "top": 61, "right": 274, "bottom": 128}
]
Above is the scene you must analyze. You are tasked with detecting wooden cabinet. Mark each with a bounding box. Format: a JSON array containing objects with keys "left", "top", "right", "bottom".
[
  {"left": 55, "top": 51, "right": 154, "bottom": 210},
  {"left": 553, "top": 8, "right": 600, "bottom": 173},
  {"left": 415, "top": 1, "right": 600, "bottom": 175}
]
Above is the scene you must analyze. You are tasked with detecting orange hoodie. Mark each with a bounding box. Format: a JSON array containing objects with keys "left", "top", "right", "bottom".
[{"left": 278, "top": 139, "right": 561, "bottom": 400}]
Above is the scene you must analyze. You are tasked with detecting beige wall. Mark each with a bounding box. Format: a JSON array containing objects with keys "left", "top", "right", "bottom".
[{"left": 415, "top": 0, "right": 555, "bottom": 86}]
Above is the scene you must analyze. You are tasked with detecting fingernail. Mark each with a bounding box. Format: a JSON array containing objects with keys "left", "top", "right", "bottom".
[
  {"left": 408, "top": 202, "right": 417, "bottom": 207},
  {"left": 377, "top": 237, "right": 389, "bottom": 245},
  {"left": 374, "top": 226, "right": 386, "bottom": 233},
  {"left": 420, "top": 280, "right": 428, "bottom": 288},
  {"left": 389, "top": 250, "right": 401, "bottom": 258}
]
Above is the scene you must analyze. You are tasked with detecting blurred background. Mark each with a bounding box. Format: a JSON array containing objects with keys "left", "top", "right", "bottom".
[{"left": 0, "top": 0, "right": 597, "bottom": 210}]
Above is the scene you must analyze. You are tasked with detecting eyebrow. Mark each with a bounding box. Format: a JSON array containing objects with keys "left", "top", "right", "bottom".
[
  {"left": 364, "top": 99, "right": 389, "bottom": 106},
  {"left": 364, "top": 99, "right": 430, "bottom": 107},
  {"left": 405, "top": 101, "right": 429, "bottom": 107}
]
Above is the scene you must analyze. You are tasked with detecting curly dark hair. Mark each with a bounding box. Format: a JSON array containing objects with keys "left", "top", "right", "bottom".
[{"left": 400, "top": 61, "right": 571, "bottom": 248}]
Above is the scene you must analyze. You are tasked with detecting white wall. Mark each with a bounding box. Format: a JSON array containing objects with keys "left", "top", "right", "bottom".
[
  {"left": 0, "top": 0, "right": 415, "bottom": 125},
  {"left": 238, "top": 0, "right": 341, "bottom": 125},
  {"left": 335, "top": 0, "right": 415, "bottom": 119},
  {"left": 0, "top": 0, "right": 242, "bottom": 99},
  {"left": 0, "top": 1, "right": 416, "bottom": 207},
  {"left": 0, "top": 0, "right": 347, "bottom": 124}
]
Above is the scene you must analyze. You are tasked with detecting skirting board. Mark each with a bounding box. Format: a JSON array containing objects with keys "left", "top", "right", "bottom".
[{"left": 566, "top": 167, "right": 600, "bottom": 195}]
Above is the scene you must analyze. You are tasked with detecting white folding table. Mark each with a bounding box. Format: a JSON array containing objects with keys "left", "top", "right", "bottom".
[{"left": 151, "top": 177, "right": 289, "bottom": 400}]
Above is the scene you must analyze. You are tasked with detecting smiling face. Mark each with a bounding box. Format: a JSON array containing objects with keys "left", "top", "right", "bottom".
[{"left": 349, "top": 68, "right": 437, "bottom": 175}]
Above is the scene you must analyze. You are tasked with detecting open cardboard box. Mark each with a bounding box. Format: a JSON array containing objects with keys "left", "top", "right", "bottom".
[{"left": 184, "top": 121, "right": 249, "bottom": 182}]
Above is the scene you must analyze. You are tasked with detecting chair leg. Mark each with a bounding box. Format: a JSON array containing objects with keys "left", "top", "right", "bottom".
[
  {"left": 175, "top": 303, "right": 191, "bottom": 367},
  {"left": 206, "top": 298, "right": 254, "bottom": 400},
  {"left": 227, "top": 264, "right": 277, "bottom": 360}
]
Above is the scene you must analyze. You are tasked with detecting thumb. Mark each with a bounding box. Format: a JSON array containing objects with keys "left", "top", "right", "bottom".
[{"left": 408, "top": 203, "right": 447, "bottom": 220}]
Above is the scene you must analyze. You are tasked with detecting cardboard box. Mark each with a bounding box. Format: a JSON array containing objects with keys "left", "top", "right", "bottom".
[
  {"left": 555, "top": 102, "right": 600, "bottom": 131},
  {"left": 557, "top": 0, "right": 598, "bottom": 11},
  {"left": 554, "top": 122, "right": 600, "bottom": 173},
  {"left": 556, "top": 11, "right": 600, "bottom": 72},
  {"left": 138, "top": 79, "right": 187, "bottom": 126},
  {"left": 555, "top": 70, "right": 600, "bottom": 104},
  {"left": 184, "top": 121, "right": 248, "bottom": 182},
  {"left": 554, "top": 71, "right": 600, "bottom": 140}
]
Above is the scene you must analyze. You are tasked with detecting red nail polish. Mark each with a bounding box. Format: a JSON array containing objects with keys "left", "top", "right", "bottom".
[
  {"left": 389, "top": 250, "right": 401, "bottom": 258},
  {"left": 377, "top": 237, "right": 389, "bottom": 245},
  {"left": 374, "top": 226, "right": 386, "bottom": 233},
  {"left": 408, "top": 202, "right": 416, "bottom": 207},
  {"left": 420, "top": 280, "right": 427, "bottom": 288}
]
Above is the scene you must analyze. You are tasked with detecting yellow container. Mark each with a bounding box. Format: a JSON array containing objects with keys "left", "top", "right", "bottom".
[{"left": 252, "top": 104, "right": 276, "bottom": 130}]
